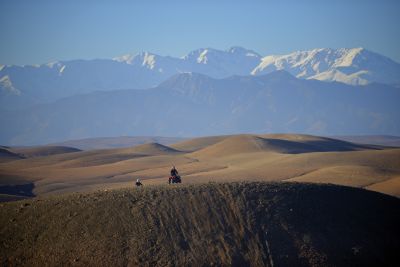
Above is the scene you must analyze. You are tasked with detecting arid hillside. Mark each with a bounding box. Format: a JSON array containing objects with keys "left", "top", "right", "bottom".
[
  {"left": 1, "top": 134, "right": 400, "bottom": 200},
  {"left": 52, "top": 136, "right": 185, "bottom": 150},
  {"left": 0, "top": 182, "right": 399, "bottom": 266}
]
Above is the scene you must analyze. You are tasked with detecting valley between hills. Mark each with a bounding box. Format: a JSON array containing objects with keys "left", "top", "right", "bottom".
[{"left": 1, "top": 133, "right": 399, "bottom": 200}]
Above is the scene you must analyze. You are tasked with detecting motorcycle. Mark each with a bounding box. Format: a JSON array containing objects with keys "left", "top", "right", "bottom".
[{"left": 168, "top": 175, "right": 182, "bottom": 184}]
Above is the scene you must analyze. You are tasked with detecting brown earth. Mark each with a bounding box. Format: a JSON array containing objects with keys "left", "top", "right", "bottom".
[{"left": 0, "top": 182, "right": 399, "bottom": 266}]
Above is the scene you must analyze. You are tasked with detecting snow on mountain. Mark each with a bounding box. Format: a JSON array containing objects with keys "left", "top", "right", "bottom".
[
  {"left": 114, "top": 46, "right": 262, "bottom": 78},
  {"left": 1, "top": 46, "right": 400, "bottom": 111},
  {"left": 114, "top": 52, "right": 163, "bottom": 70},
  {"left": 0, "top": 75, "right": 20, "bottom": 95},
  {"left": 0, "top": 58, "right": 171, "bottom": 110},
  {"left": 252, "top": 48, "right": 400, "bottom": 85},
  {"left": 182, "top": 47, "right": 262, "bottom": 77}
]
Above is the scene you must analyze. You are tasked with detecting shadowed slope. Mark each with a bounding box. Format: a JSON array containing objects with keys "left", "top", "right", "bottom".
[
  {"left": 259, "top": 134, "right": 377, "bottom": 151},
  {"left": 0, "top": 148, "right": 23, "bottom": 162},
  {"left": 0, "top": 182, "right": 399, "bottom": 266},
  {"left": 9, "top": 146, "right": 81, "bottom": 158},
  {"left": 127, "top": 142, "right": 181, "bottom": 155},
  {"left": 190, "top": 134, "right": 375, "bottom": 158},
  {"left": 190, "top": 135, "right": 298, "bottom": 157}
]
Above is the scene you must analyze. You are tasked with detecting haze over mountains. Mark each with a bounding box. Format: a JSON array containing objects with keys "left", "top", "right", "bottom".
[
  {"left": 1, "top": 71, "right": 399, "bottom": 145},
  {"left": 1, "top": 46, "right": 400, "bottom": 145}
]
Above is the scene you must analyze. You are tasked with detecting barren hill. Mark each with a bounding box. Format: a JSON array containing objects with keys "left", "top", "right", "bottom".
[
  {"left": 190, "top": 134, "right": 373, "bottom": 158},
  {"left": 9, "top": 146, "right": 81, "bottom": 158},
  {"left": 170, "top": 135, "right": 230, "bottom": 152},
  {"left": 0, "top": 182, "right": 399, "bottom": 266}
]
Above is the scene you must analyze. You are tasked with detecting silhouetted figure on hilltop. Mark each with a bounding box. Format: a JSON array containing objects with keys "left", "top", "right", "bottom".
[{"left": 169, "top": 166, "right": 181, "bottom": 184}]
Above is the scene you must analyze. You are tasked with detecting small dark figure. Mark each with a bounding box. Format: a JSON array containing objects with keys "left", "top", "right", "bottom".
[
  {"left": 135, "top": 178, "right": 143, "bottom": 187},
  {"left": 170, "top": 166, "right": 178, "bottom": 177},
  {"left": 169, "top": 166, "right": 181, "bottom": 184}
]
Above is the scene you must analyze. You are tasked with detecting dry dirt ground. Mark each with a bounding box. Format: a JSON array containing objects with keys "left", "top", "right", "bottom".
[
  {"left": 1, "top": 134, "right": 400, "bottom": 200},
  {"left": 1, "top": 182, "right": 399, "bottom": 266}
]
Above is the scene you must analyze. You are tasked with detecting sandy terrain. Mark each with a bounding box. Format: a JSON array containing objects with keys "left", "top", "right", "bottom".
[{"left": 1, "top": 134, "right": 399, "bottom": 198}]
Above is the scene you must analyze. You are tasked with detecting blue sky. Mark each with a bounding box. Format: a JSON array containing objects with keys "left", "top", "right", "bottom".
[{"left": 1, "top": 0, "right": 399, "bottom": 65}]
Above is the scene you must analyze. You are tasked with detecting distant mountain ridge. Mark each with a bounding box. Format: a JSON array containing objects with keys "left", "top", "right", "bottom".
[
  {"left": 1, "top": 47, "right": 400, "bottom": 110},
  {"left": 1, "top": 71, "right": 399, "bottom": 145}
]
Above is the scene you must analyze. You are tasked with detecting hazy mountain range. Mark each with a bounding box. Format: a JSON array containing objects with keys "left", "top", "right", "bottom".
[
  {"left": 1, "top": 47, "right": 400, "bottom": 110},
  {"left": 1, "top": 70, "right": 399, "bottom": 145}
]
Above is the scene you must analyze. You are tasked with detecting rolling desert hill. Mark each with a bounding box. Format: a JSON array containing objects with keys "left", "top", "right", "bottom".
[
  {"left": 0, "top": 182, "right": 399, "bottom": 266},
  {"left": 170, "top": 135, "right": 231, "bottom": 152},
  {"left": 52, "top": 136, "right": 185, "bottom": 150},
  {"left": 8, "top": 146, "right": 81, "bottom": 158},
  {"left": 1, "top": 133, "right": 400, "bottom": 199},
  {"left": 190, "top": 134, "right": 374, "bottom": 158}
]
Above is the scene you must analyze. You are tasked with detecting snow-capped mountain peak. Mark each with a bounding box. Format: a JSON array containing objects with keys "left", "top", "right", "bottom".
[
  {"left": 251, "top": 47, "right": 400, "bottom": 85},
  {"left": 0, "top": 75, "right": 20, "bottom": 95}
]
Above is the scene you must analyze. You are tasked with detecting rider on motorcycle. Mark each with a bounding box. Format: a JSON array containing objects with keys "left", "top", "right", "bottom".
[
  {"left": 170, "top": 166, "right": 178, "bottom": 177},
  {"left": 169, "top": 166, "right": 181, "bottom": 184}
]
